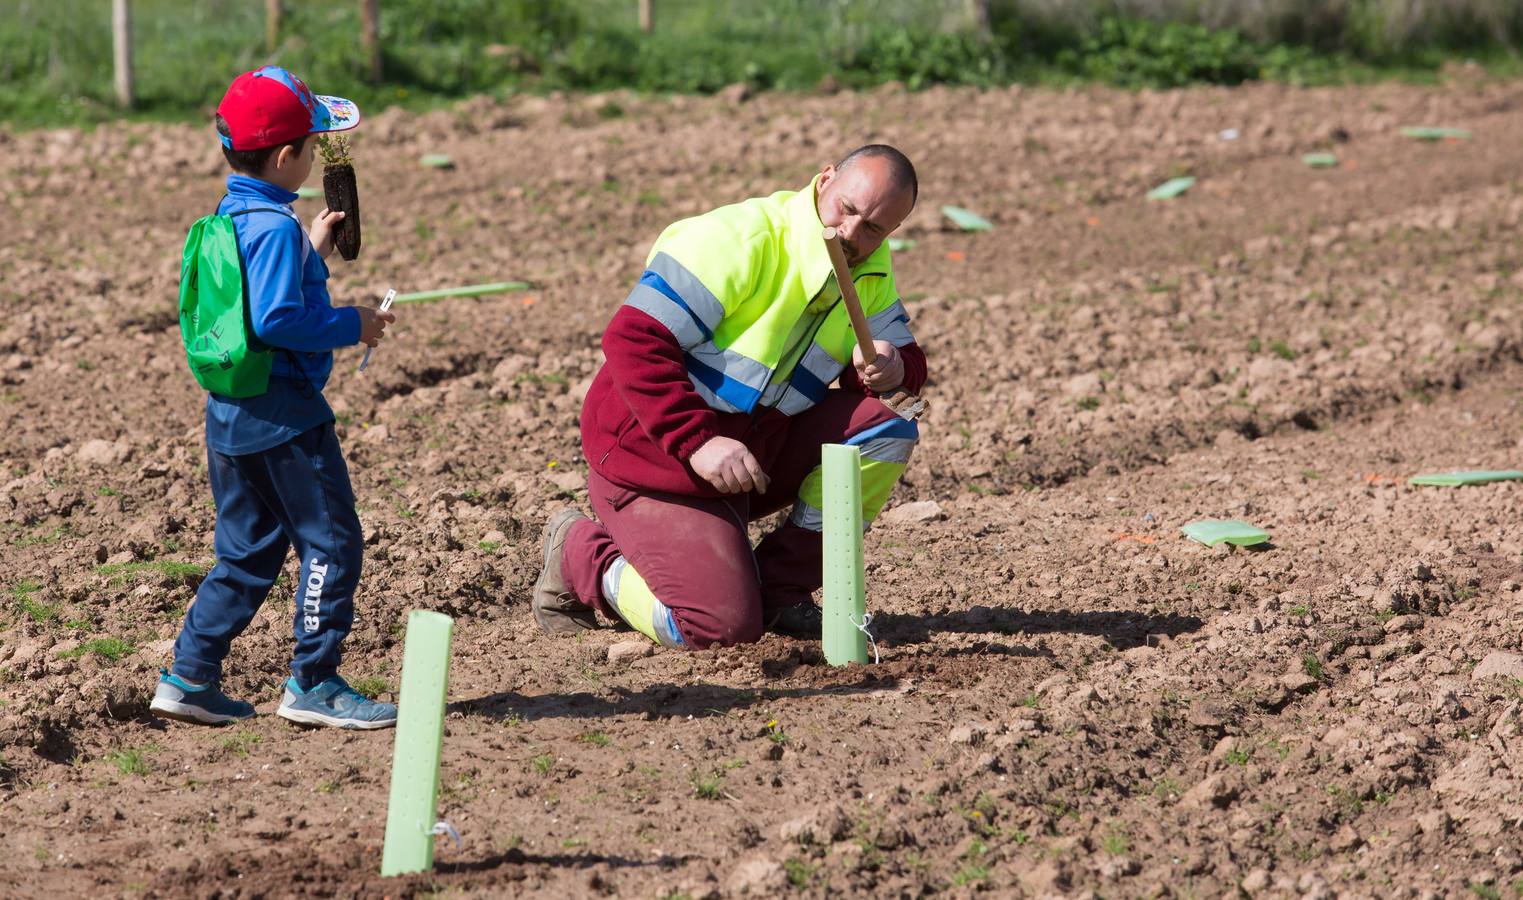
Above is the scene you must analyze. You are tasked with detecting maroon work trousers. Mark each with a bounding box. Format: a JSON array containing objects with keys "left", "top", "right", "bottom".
[{"left": 560, "top": 391, "right": 907, "bottom": 649}]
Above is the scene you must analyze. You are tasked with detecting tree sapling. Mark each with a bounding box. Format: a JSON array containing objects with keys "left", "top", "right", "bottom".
[{"left": 319, "top": 134, "right": 361, "bottom": 260}]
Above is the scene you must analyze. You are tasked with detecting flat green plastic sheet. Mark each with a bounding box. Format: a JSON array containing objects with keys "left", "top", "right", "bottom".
[
  {"left": 1181, "top": 519, "right": 1270, "bottom": 547},
  {"left": 1147, "top": 177, "right": 1195, "bottom": 200},
  {"left": 941, "top": 205, "right": 992, "bottom": 231},
  {"left": 1401, "top": 127, "right": 1471, "bottom": 141},
  {"left": 1303, "top": 153, "right": 1338, "bottom": 168},
  {"left": 1408, "top": 470, "right": 1523, "bottom": 487},
  {"left": 887, "top": 237, "right": 916, "bottom": 252},
  {"left": 394, "top": 281, "right": 530, "bottom": 305},
  {"left": 419, "top": 154, "right": 456, "bottom": 169}
]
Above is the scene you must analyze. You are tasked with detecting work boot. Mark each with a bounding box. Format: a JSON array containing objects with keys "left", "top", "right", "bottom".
[
  {"left": 533, "top": 508, "right": 599, "bottom": 634},
  {"left": 765, "top": 601, "right": 823, "bottom": 640}
]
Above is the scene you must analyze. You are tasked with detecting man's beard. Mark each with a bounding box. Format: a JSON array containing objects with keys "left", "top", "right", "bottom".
[{"left": 841, "top": 237, "right": 861, "bottom": 264}]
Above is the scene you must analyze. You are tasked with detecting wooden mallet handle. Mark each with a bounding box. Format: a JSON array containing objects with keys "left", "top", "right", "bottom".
[{"left": 823, "top": 227, "right": 877, "bottom": 365}]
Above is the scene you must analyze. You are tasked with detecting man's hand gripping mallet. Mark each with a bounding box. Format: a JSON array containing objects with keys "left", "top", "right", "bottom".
[{"left": 822, "top": 228, "right": 928, "bottom": 420}]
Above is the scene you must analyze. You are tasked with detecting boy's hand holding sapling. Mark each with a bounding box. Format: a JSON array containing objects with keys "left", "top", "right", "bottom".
[{"left": 308, "top": 208, "right": 346, "bottom": 259}]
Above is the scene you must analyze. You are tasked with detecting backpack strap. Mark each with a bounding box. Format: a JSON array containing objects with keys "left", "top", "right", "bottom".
[
  {"left": 218, "top": 199, "right": 318, "bottom": 400},
  {"left": 227, "top": 206, "right": 294, "bottom": 219},
  {"left": 216, "top": 193, "right": 297, "bottom": 221}
]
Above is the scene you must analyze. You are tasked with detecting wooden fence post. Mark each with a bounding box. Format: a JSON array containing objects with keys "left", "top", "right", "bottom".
[
  {"left": 360, "top": 0, "right": 382, "bottom": 83},
  {"left": 112, "top": 0, "right": 134, "bottom": 109},
  {"left": 638, "top": 0, "right": 654, "bottom": 34},
  {"left": 266, "top": 0, "right": 282, "bottom": 53},
  {"left": 968, "top": 0, "right": 991, "bottom": 40}
]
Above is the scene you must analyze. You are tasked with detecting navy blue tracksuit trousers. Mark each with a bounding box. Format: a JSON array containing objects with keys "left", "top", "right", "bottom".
[{"left": 172, "top": 422, "right": 362, "bottom": 687}]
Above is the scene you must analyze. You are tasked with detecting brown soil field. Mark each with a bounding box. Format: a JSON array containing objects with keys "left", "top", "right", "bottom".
[{"left": 4, "top": 76, "right": 1523, "bottom": 898}]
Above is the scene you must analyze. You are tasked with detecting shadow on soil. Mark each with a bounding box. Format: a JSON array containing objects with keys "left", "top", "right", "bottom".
[
  {"left": 875, "top": 605, "right": 1205, "bottom": 649},
  {"left": 453, "top": 675, "right": 908, "bottom": 722},
  {"left": 438, "top": 847, "right": 688, "bottom": 874}
]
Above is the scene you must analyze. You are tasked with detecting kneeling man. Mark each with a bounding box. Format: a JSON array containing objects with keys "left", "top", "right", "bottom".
[{"left": 534, "top": 145, "right": 929, "bottom": 649}]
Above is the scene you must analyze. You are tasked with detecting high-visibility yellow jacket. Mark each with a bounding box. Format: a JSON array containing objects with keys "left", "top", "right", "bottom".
[{"left": 582, "top": 175, "right": 925, "bottom": 496}]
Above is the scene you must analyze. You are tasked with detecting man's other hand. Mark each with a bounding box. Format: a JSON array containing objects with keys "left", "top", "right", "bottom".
[{"left": 689, "top": 436, "right": 770, "bottom": 494}]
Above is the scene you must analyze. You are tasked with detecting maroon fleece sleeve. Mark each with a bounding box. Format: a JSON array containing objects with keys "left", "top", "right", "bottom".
[
  {"left": 603, "top": 305, "right": 720, "bottom": 461},
  {"left": 838, "top": 341, "right": 928, "bottom": 395}
]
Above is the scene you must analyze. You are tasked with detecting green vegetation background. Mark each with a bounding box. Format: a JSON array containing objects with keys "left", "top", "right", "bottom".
[{"left": 2, "top": 0, "right": 1521, "bottom": 127}]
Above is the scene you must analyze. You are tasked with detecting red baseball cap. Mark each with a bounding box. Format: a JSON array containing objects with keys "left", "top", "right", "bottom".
[{"left": 216, "top": 66, "right": 360, "bottom": 151}]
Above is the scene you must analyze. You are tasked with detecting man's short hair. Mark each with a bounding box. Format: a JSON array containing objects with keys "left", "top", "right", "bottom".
[
  {"left": 217, "top": 114, "right": 305, "bottom": 176},
  {"left": 835, "top": 144, "right": 918, "bottom": 206}
]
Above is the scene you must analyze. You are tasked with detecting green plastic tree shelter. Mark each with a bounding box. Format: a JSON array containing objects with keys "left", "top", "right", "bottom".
[
  {"left": 380, "top": 610, "right": 455, "bottom": 877},
  {"left": 1181, "top": 519, "right": 1270, "bottom": 548},
  {"left": 940, "top": 205, "right": 993, "bottom": 231},
  {"left": 393, "top": 282, "right": 530, "bottom": 305},
  {"left": 1409, "top": 470, "right": 1523, "bottom": 487},
  {"left": 822, "top": 444, "right": 869, "bottom": 666},
  {"left": 1147, "top": 176, "right": 1196, "bottom": 200}
]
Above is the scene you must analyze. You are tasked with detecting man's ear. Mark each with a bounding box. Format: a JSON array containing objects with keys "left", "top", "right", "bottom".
[{"left": 818, "top": 164, "right": 836, "bottom": 189}]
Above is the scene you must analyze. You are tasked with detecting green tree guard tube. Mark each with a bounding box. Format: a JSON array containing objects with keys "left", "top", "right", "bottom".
[
  {"left": 822, "top": 444, "right": 869, "bottom": 666},
  {"left": 393, "top": 282, "right": 530, "bottom": 305},
  {"left": 381, "top": 610, "right": 455, "bottom": 876}
]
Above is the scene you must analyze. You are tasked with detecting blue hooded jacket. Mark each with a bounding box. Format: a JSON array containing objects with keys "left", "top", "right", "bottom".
[{"left": 204, "top": 174, "right": 362, "bottom": 455}]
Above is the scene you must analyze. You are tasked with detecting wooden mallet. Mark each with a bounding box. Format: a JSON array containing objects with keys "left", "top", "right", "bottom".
[{"left": 823, "top": 227, "right": 928, "bottom": 421}]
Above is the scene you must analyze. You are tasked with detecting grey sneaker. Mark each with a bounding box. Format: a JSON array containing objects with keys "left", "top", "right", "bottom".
[
  {"left": 766, "top": 601, "right": 823, "bottom": 640},
  {"left": 149, "top": 669, "right": 255, "bottom": 726},
  {"left": 276, "top": 676, "right": 396, "bottom": 730},
  {"left": 533, "top": 508, "right": 598, "bottom": 633}
]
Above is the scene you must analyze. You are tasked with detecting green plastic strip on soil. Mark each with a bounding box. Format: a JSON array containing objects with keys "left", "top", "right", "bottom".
[
  {"left": 1147, "top": 177, "right": 1195, "bottom": 200},
  {"left": 1408, "top": 470, "right": 1523, "bottom": 487},
  {"left": 822, "top": 444, "right": 868, "bottom": 667},
  {"left": 1400, "top": 127, "right": 1471, "bottom": 141},
  {"left": 1303, "top": 153, "right": 1338, "bottom": 168},
  {"left": 381, "top": 609, "right": 454, "bottom": 877},
  {"left": 419, "top": 154, "right": 456, "bottom": 169},
  {"left": 1181, "top": 519, "right": 1270, "bottom": 547},
  {"left": 295, "top": 186, "right": 322, "bottom": 199},
  {"left": 393, "top": 282, "right": 530, "bottom": 305},
  {"left": 941, "top": 205, "right": 992, "bottom": 231},
  {"left": 887, "top": 237, "right": 916, "bottom": 252}
]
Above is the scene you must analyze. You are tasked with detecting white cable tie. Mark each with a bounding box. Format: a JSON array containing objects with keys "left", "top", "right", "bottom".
[
  {"left": 432, "top": 819, "right": 462, "bottom": 850},
  {"left": 848, "top": 611, "right": 880, "bottom": 665},
  {"left": 358, "top": 287, "right": 396, "bottom": 372}
]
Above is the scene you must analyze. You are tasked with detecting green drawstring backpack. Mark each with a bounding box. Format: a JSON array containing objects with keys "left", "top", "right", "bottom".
[{"left": 178, "top": 207, "right": 286, "bottom": 398}]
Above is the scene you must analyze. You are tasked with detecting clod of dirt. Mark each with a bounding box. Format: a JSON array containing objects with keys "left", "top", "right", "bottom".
[
  {"left": 545, "top": 468, "right": 586, "bottom": 493},
  {"left": 777, "top": 804, "right": 850, "bottom": 844},
  {"left": 948, "top": 721, "right": 994, "bottom": 745},
  {"left": 76, "top": 439, "right": 130, "bottom": 466},
  {"left": 725, "top": 855, "right": 783, "bottom": 894},
  {"left": 1241, "top": 867, "right": 1271, "bottom": 893},
  {"left": 1180, "top": 772, "right": 1240, "bottom": 809},
  {"left": 1281, "top": 672, "right": 1319, "bottom": 693},
  {"left": 880, "top": 500, "right": 944, "bottom": 524},
  {"left": 606, "top": 640, "right": 652, "bottom": 666},
  {"left": 1471, "top": 651, "right": 1523, "bottom": 682}
]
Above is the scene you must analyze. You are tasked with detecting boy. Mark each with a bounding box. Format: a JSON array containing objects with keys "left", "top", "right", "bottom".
[{"left": 151, "top": 66, "right": 396, "bottom": 729}]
